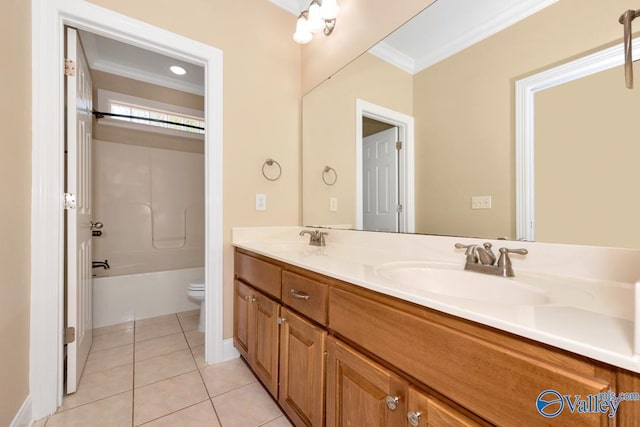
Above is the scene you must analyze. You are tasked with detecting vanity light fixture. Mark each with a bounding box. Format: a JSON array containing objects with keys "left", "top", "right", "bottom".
[
  {"left": 169, "top": 65, "right": 187, "bottom": 76},
  {"left": 293, "top": 0, "right": 339, "bottom": 44}
]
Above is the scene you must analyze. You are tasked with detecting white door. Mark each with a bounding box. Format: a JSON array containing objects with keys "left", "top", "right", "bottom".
[
  {"left": 65, "top": 27, "right": 93, "bottom": 394},
  {"left": 362, "top": 127, "right": 399, "bottom": 232}
]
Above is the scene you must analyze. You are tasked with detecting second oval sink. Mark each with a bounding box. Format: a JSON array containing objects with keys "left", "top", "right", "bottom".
[{"left": 374, "top": 262, "right": 550, "bottom": 306}]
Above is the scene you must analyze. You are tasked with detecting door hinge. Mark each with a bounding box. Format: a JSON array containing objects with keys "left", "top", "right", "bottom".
[
  {"left": 64, "top": 59, "right": 76, "bottom": 77},
  {"left": 64, "top": 193, "right": 77, "bottom": 210},
  {"left": 396, "top": 141, "right": 402, "bottom": 150},
  {"left": 65, "top": 327, "right": 76, "bottom": 344},
  {"left": 396, "top": 204, "right": 403, "bottom": 213},
  {"left": 277, "top": 317, "right": 287, "bottom": 325}
]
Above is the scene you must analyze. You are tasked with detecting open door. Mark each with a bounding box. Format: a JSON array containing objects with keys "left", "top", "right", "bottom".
[
  {"left": 65, "top": 26, "right": 94, "bottom": 394},
  {"left": 362, "top": 127, "right": 399, "bottom": 232}
]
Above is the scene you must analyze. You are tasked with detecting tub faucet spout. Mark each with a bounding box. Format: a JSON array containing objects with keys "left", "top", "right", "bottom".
[{"left": 92, "top": 260, "right": 110, "bottom": 269}]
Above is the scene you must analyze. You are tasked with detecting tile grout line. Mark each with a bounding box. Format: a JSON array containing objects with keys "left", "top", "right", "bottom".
[
  {"left": 134, "top": 313, "right": 212, "bottom": 426},
  {"left": 182, "top": 314, "right": 225, "bottom": 427},
  {"left": 131, "top": 317, "right": 137, "bottom": 427},
  {"left": 136, "top": 399, "right": 212, "bottom": 426}
]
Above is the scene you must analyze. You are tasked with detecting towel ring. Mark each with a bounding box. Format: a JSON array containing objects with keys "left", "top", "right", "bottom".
[
  {"left": 322, "top": 166, "right": 337, "bottom": 186},
  {"left": 262, "top": 158, "right": 282, "bottom": 181}
]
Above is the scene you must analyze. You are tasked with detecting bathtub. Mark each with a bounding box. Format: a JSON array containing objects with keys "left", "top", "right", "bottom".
[{"left": 93, "top": 267, "right": 204, "bottom": 328}]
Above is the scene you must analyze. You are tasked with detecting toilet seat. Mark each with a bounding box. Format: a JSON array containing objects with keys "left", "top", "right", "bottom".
[{"left": 188, "top": 277, "right": 205, "bottom": 292}]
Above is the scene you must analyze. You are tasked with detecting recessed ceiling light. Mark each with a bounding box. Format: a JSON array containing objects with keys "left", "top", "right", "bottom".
[{"left": 170, "top": 65, "right": 187, "bottom": 76}]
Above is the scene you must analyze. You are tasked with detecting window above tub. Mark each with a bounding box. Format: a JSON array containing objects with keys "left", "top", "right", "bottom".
[{"left": 96, "top": 89, "right": 205, "bottom": 139}]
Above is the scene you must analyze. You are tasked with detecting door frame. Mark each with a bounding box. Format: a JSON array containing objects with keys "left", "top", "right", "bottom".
[
  {"left": 355, "top": 99, "right": 415, "bottom": 233},
  {"left": 31, "top": 0, "right": 224, "bottom": 419}
]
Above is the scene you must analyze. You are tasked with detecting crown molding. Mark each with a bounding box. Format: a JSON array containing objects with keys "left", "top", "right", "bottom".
[
  {"left": 370, "top": 0, "right": 559, "bottom": 75},
  {"left": 91, "top": 59, "right": 204, "bottom": 96},
  {"left": 368, "top": 42, "right": 416, "bottom": 74}
]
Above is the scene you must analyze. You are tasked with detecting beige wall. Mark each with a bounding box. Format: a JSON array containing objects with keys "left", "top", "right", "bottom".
[
  {"left": 301, "top": 0, "right": 436, "bottom": 93},
  {"left": 536, "top": 63, "right": 640, "bottom": 248},
  {"left": 0, "top": 0, "right": 31, "bottom": 425},
  {"left": 302, "top": 53, "right": 413, "bottom": 227},
  {"left": 411, "top": 0, "right": 632, "bottom": 241},
  {"left": 88, "top": 0, "right": 301, "bottom": 338}
]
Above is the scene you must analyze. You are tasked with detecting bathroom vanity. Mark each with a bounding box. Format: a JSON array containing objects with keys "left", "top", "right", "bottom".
[{"left": 233, "top": 227, "right": 640, "bottom": 426}]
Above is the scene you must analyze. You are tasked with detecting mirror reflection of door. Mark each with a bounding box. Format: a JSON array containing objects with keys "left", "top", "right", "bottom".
[{"left": 362, "top": 119, "right": 399, "bottom": 232}]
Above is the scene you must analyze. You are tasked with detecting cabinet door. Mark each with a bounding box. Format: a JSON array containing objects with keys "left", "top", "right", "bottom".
[
  {"left": 279, "top": 308, "right": 327, "bottom": 427},
  {"left": 251, "top": 290, "right": 280, "bottom": 397},
  {"left": 233, "top": 280, "right": 253, "bottom": 360},
  {"left": 406, "top": 387, "right": 481, "bottom": 427},
  {"left": 326, "top": 337, "right": 407, "bottom": 427}
]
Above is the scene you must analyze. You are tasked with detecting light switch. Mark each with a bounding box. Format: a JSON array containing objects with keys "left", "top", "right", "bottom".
[
  {"left": 256, "top": 194, "right": 266, "bottom": 211},
  {"left": 330, "top": 197, "right": 338, "bottom": 212}
]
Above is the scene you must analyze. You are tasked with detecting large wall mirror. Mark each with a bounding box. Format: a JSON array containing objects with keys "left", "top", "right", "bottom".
[{"left": 302, "top": 0, "right": 640, "bottom": 249}]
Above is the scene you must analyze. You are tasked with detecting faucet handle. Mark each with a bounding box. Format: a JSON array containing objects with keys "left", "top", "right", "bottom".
[
  {"left": 497, "top": 247, "right": 528, "bottom": 268},
  {"left": 454, "top": 243, "right": 477, "bottom": 254}
]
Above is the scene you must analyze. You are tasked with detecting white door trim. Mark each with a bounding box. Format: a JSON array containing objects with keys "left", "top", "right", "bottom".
[
  {"left": 355, "top": 99, "right": 415, "bottom": 233},
  {"left": 514, "top": 36, "right": 640, "bottom": 241},
  {"left": 30, "top": 0, "right": 224, "bottom": 419}
]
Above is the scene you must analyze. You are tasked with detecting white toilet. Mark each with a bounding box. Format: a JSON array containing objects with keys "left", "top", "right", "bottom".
[{"left": 187, "top": 277, "right": 205, "bottom": 332}]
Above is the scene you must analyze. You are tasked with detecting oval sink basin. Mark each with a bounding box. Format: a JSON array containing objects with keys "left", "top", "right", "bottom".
[{"left": 374, "top": 262, "right": 550, "bottom": 306}]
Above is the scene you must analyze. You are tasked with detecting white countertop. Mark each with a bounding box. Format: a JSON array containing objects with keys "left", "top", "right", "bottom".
[{"left": 232, "top": 226, "right": 640, "bottom": 373}]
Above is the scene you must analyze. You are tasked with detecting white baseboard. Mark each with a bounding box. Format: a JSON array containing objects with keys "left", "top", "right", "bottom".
[
  {"left": 222, "top": 338, "right": 240, "bottom": 361},
  {"left": 10, "top": 395, "right": 32, "bottom": 427}
]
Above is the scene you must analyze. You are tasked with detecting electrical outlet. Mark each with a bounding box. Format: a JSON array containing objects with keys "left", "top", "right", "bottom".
[
  {"left": 330, "top": 197, "right": 338, "bottom": 212},
  {"left": 471, "top": 195, "right": 492, "bottom": 209},
  {"left": 256, "top": 194, "right": 266, "bottom": 211}
]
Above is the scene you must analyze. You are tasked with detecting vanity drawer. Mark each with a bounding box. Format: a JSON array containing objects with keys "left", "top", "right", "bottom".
[
  {"left": 235, "top": 251, "right": 282, "bottom": 299},
  {"left": 329, "top": 286, "right": 612, "bottom": 427},
  {"left": 282, "top": 270, "right": 328, "bottom": 325}
]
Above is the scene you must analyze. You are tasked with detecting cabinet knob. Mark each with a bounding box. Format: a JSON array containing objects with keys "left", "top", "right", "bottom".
[
  {"left": 385, "top": 395, "right": 400, "bottom": 411},
  {"left": 244, "top": 295, "right": 256, "bottom": 303},
  {"left": 407, "top": 411, "right": 423, "bottom": 427}
]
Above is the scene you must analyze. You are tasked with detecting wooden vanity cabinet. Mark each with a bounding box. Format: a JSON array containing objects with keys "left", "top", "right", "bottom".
[
  {"left": 234, "top": 249, "right": 327, "bottom": 425},
  {"left": 407, "top": 388, "right": 482, "bottom": 427},
  {"left": 279, "top": 307, "right": 327, "bottom": 426},
  {"left": 234, "top": 248, "right": 640, "bottom": 427},
  {"left": 233, "top": 279, "right": 280, "bottom": 397},
  {"left": 326, "top": 337, "right": 407, "bottom": 427}
]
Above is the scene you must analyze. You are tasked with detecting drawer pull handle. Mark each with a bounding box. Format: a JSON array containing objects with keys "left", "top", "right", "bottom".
[
  {"left": 385, "top": 395, "right": 400, "bottom": 411},
  {"left": 244, "top": 295, "right": 256, "bottom": 303},
  {"left": 290, "top": 289, "right": 310, "bottom": 300},
  {"left": 407, "top": 411, "right": 423, "bottom": 426}
]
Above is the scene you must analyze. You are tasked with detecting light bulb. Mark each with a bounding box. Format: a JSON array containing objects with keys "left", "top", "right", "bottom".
[
  {"left": 293, "top": 15, "right": 312, "bottom": 44},
  {"left": 169, "top": 65, "right": 187, "bottom": 75},
  {"left": 307, "top": 2, "right": 325, "bottom": 33},
  {"left": 320, "top": 0, "right": 339, "bottom": 20}
]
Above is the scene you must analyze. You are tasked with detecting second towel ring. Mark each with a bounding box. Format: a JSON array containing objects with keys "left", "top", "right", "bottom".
[
  {"left": 322, "top": 166, "right": 337, "bottom": 186},
  {"left": 262, "top": 158, "right": 282, "bottom": 181}
]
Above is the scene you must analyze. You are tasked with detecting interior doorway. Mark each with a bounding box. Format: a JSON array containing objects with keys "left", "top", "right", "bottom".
[
  {"left": 31, "top": 0, "right": 224, "bottom": 419},
  {"left": 355, "top": 99, "right": 416, "bottom": 233}
]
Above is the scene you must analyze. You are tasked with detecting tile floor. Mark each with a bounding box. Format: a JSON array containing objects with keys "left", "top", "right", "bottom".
[{"left": 34, "top": 310, "right": 292, "bottom": 427}]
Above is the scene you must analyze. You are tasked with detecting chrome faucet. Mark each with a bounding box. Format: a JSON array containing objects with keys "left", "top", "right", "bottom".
[
  {"left": 455, "top": 242, "right": 527, "bottom": 277},
  {"left": 299, "top": 229, "right": 328, "bottom": 247}
]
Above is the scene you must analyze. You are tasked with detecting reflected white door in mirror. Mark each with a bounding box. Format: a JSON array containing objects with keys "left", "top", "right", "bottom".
[
  {"left": 515, "top": 36, "right": 640, "bottom": 247},
  {"left": 356, "top": 99, "right": 415, "bottom": 233}
]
